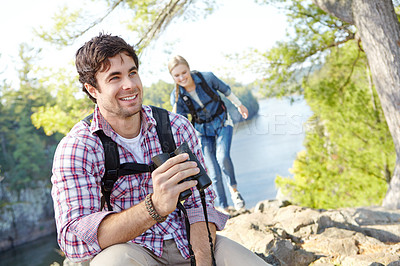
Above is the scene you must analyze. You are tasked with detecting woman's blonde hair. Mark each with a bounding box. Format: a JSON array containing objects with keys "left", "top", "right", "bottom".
[
  {"left": 168, "top": 55, "right": 191, "bottom": 111},
  {"left": 168, "top": 55, "right": 190, "bottom": 74}
]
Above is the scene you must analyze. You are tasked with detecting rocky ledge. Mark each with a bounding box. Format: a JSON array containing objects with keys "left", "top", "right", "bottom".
[{"left": 220, "top": 200, "right": 400, "bottom": 266}]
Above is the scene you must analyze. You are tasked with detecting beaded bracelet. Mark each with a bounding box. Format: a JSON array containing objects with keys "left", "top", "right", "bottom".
[{"left": 145, "top": 193, "right": 168, "bottom": 223}]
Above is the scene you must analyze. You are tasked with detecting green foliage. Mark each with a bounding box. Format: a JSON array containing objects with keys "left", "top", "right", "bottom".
[
  {"left": 143, "top": 80, "right": 174, "bottom": 110},
  {"left": 35, "top": 0, "right": 216, "bottom": 52},
  {"left": 246, "top": 0, "right": 355, "bottom": 98},
  {"left": 34, "top": 6, "right": 83, "bottom": 48},
  {"left": 0, "top": 44, "right": 61, "bottom": 188},
  {"left": 276, "top": 42, "right": 394, "bottom": 209},
  {"left": 31, "top": 65, "right": 93, "bottom": 136},
  {"left": 31, "top": 0, "right": 218, "bottom": 134}
]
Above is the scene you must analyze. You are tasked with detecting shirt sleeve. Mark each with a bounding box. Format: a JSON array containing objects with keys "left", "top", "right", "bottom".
[
  {"left": 51, "top": 131, "right": 110, "bottom": 262},
  {"left": 205, "top": 72, "right": 232, "bottom": 97}
]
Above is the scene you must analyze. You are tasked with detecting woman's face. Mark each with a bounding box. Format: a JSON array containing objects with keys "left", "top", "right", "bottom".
[{"left": 170, "top": 64, "right": 192, "bottom": 88}]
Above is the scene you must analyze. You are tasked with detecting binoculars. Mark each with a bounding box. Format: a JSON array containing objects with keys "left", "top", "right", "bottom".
[{"left": 152, "top": 141, "right": 212, "bottom": 201}]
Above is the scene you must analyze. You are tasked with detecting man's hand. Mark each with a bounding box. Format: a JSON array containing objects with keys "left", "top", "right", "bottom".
[
  {"left": 97, "top": 153, "right": 199, "bottom": 249},
  {"left": 151, "top": 153, "right": 199, "bottom": 216}
]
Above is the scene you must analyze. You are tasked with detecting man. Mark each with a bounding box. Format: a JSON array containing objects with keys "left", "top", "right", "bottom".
[{"left": 51, "top": 33, "right": 267, "bottom": 265}]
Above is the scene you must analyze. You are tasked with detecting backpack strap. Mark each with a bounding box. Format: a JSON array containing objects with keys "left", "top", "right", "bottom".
[
  {"left": 82, "top": 114, "right": 126, "bottom": 211},
  {"left": 96, "top": 130, "right": 121, "bottom": 211},
  {"left": 150, "top": 105, "right": 176, "bottom": 153},
  {"left": 81, "top": 107, "right": 176, "bottom": 211},
  {"left": 180, "top": 94, "right": 198, "bottom": 125},
  {"left": 179, "top": 71, "right": 227, "bottom": 125},
  {"left": 191, "top": 70, "right": 220, "bottom": 102}
]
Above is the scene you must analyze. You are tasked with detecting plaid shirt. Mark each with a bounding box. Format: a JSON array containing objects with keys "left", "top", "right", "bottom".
[{"left": 51, "top": 105, "right": 228, "bottom": 262}]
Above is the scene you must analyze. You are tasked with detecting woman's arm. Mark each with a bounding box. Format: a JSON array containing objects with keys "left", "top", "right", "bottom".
[{"left": 227, "top": 92, "right": 249, "bottom": 119}]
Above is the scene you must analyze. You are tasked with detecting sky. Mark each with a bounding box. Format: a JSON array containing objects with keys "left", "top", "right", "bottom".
[{"left": 0, "top": 0, "right": 288, "bottom": 87}]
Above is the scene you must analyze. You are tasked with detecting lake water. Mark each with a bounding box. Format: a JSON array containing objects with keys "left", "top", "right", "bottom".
[
  {"left": 229, "top": 97, "right": 313, "bottom": 208},
  {"left": 0, "top": 97, "right": 312, "bottom": 266}
]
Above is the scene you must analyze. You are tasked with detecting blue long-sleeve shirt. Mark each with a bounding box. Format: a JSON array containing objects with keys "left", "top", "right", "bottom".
[{"left": 170, "top": 71, "right": 231, "bottom": 136}]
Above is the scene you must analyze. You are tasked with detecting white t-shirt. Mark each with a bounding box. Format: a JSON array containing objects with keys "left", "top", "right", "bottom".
[
  {"left": 116, "top": 130, "right": 144, "bottom": 163},
  {"left": 116, "top": 130, "right": 174, "bottom": 240}
]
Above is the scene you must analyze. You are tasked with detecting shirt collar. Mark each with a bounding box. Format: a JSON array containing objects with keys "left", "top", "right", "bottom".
[{"left": 89, "top": 105, "right": 156, "bottom": 140}]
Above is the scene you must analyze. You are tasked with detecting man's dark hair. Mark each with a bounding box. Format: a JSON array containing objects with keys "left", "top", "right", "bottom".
[{"left": 75, "top": 33, "right": 139, "bottom": 103}]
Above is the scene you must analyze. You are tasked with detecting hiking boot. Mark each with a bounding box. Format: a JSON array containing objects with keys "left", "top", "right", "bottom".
[
  {"left": 232, "top": 191, "right": 245, "bottom": 211},
  {"left": 215, "top": 207, "right": 231, "bottom": 217}
]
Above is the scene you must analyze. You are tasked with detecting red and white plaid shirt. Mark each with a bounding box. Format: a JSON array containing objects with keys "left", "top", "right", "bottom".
[{"left": 51, "top": 105, "right": 228, "bottom": 262}]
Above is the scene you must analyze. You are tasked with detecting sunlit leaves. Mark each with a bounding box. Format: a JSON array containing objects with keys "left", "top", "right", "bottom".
[
  {"left": 276, "top": 42, "right": 394, "bottom": 209},
  {"left": 31, "top": 66, "right": 93, "bottom": 135},
  {"left": 35, "top": 6, "right": 84, "bottom": 47},
  {"left": 35, "top": 0, "right": 216, "bottom": 52},
  {"left": 244, "top": 0, "right": 355, "bottom": 97},
  {"left": 143, "top": 79, "right": 174, "bottom": 110}
]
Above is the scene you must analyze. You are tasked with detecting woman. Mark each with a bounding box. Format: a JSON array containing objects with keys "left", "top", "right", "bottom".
[{"left": 168, "top": 55, "right": 249, "bottom": 213}]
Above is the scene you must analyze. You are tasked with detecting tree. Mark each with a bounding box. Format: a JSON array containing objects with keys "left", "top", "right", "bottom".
[
  {"left": 144, "top": 80, "right": 174, "bottom": 110},
  {"left": 310, "top": 0, "right": 400, "bottom": 209},
  {"left": 31, "top": 0, "right": 217, "bottom": 134},
  {"left": 275, "top": 42, "right": 393, "bottom": 208},
  {"left": 0, "top": 44, "right": 61, "bottom": 188},
  {"left": 252, "top": 0, "right": 400, "bottom": 209},
  {"left": 36, "top": 0, "right": 215, "bottom": 52},
  {"left": 31, "top": 66, "right": 94, "bottom": 136}
]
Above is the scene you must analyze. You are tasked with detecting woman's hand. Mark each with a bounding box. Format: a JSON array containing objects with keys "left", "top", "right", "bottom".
[{"left": 238, "top": 104, "right": 249, "bottom": 119}]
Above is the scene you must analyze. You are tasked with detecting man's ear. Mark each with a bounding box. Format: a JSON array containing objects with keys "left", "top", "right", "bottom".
[{"left": 84, "top": 83, "right": 97, "bottom": 99}]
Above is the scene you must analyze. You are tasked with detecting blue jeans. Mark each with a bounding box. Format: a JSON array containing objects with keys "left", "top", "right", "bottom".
[{"left": 199, "top": 125, "right": 237, "bottom": 209}]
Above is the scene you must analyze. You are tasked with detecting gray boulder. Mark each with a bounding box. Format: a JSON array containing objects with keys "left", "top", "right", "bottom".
[{"left": 219, "top": 200, "right": 400, "bottom": 266}]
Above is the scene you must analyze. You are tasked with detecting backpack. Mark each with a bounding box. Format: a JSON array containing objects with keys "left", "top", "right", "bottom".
[
  {"left": 180, "top": 71, "right": 226, "bottom": 125},
  {"left": 82, "top": 105, "right": 176, "bottom": 211}
]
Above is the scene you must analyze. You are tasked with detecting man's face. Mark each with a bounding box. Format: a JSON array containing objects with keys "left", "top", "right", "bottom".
[
  {"left": 170, "top": 64, "right": 192, "bottom": 88},
  {"left": 86, "top": 53, "right": 143, "bottom": 122}
]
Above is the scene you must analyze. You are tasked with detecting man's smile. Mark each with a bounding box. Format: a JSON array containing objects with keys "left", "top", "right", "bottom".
[{"left": 120, "top": 95, "right": 138, "bottom": 101}]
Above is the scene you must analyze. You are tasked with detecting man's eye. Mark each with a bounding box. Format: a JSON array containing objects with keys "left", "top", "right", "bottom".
[
  {"left": 129, "top": 71, "right": 137, "bottom": 77},
  {"left": 110, "top": 76, "right": 119, "bottom": 81}
]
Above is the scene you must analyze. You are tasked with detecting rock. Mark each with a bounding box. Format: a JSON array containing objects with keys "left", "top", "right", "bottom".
[
  {"left": 219, "top": 200, "right": 400, "bottom": 266},
  {"left": 0, "top": 180, "right": 55, "bottom": 252},
  {"left": 3, "top": 190, "right": 400, "bottom": 266}
]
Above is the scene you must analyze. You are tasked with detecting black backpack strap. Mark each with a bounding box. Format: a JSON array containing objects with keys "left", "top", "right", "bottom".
[
  {"left": 180, "top": 95, "right": 198, "bottom": 125},
  {"left": 192, "top": 71, "right": 227, "bottom": 115},
  {"left": 191, "top": 70, "right": 221, "bottom": 103},
  {"left": 82, "top": 115, "right": 121, "bottom": 211},
  {"left": 150, "top": 105, "right": 176, "bottom": 153},
  {"left": 82, "top": 114, "right": 119, "bottom": 211},
  {"left": 95, "top": 130, "right": 120, "bottom": 211}
]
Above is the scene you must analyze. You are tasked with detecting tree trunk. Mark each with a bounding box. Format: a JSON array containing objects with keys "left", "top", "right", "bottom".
[{"left": 313, "top": 0, "right": 400, "bottom": 209}]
